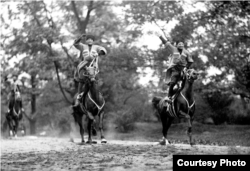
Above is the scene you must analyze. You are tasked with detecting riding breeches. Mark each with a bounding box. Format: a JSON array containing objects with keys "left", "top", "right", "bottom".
[{"left": 166, "top": 67, "right": 182, "bottom": 85}]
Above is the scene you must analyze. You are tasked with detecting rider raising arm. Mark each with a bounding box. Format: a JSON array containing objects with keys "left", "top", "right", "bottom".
[
  {"left": 155, "top": 32, "right": 194, "bottom": 102},
  {"left": 72, "top": 34, "right": 107, "bottom": 110}
]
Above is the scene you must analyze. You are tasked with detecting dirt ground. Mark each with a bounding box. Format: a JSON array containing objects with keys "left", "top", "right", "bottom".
[{"left": 1, "top": 136, "right": 250, "bottom": 171}]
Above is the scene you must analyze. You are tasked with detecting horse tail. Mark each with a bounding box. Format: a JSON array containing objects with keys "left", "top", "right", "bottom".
[{"left": 152, "top": 96, "right": 162, "bottom": 110}]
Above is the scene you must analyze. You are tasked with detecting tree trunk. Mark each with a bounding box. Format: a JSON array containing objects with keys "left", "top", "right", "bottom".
[
  {"left": 29, "top": 119, "right": 37, "bottom": 135},
  {"left": 30, "top": 74, "right": 37, "bottom": 135}
]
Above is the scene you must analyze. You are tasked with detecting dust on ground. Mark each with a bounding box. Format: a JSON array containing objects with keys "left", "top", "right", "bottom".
[{"left": 1, "top": 137, "right": 250, "bottom": 171}]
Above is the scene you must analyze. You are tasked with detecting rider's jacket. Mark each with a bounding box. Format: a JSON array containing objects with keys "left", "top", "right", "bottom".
[
  {"left": 165, "top": 42, "right": 193, "bottom": 70},
  {"left": 73, "top": 41, "right": 107, "bottom": 81},
  {"left": 74, "top": 42, "right": 107, "bottom": 64}
]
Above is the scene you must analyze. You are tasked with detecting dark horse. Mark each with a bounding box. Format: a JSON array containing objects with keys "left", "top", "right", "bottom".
[
  {"left": 152, "top": 69, "right": 199, "bottom": 145},
  {"left": 72, "top": 64, "right": 107, "bottom": 144},
  {"left": 6, "top": 90, "right": 23, "bottom": 138}
]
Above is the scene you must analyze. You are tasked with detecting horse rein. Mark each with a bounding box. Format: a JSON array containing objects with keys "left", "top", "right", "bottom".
[
  {"left": 79, "top": 56, "right": 99, "bottom": 80},
  {"left": 180, "top": 69, "right": 196, "bottom": 115},
  {"left": 180, "top": 93, "right": 195, "bottom": 116}
]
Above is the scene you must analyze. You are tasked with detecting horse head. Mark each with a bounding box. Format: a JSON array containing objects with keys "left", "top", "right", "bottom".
[
  {"left": 186, "top": 69, "right": 199, "bottom": 82},
  {"left": 15, "top": 91, "right": 21, "bottom": 101},
  {"left": 86, "top": 66, "right": 99, "bottom": 82}
]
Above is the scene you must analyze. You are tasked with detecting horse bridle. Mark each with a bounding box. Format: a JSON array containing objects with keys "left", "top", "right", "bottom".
[
  {"left": 186, "top": 69, "right": 197, "bottom": 81},
  {"left": 80, "top": 56, "right": 99, "bottom": 81}
]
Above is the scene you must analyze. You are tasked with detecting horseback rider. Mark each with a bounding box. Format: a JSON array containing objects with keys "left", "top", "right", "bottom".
[
  {"left": 6, "top": 74, "right": 24, "bottom": 115},
  {"left": 155, "top": 32, "right": 194, "bottom": 103},
  {"left": 72, "top": 34, "right": 107, "bottom": 110}
]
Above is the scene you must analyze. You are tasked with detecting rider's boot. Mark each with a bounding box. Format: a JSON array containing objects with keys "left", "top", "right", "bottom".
[
  {"left": 166, "top": 96, "right": 172, "bottom": 103},
  {"left": 72, "top": 93, "right": 83, "bottom": 110},
  {"left": 72, "top": 82, "right": 85, "bottom": 109},
  {"left": 6, "top": 109, "right": 10, "bottom": 116}
]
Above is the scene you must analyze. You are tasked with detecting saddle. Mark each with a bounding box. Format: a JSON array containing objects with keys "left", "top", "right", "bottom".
[{"left": 162, "top": 70, "right": 186, "bottom": 105}]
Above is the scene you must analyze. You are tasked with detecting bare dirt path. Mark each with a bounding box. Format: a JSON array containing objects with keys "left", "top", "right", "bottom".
[{"left": 1, "top": 137, "right": 250, "bottom": 171}]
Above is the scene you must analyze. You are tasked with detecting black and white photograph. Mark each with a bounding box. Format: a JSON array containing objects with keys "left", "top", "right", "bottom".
[{"left": 1, "top": 0, "right": 250, "bottom": 170}]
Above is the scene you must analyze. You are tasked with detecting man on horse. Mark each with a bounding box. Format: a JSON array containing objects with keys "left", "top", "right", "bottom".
[
  {"left": 72, "top": 34, "right": 107, "bottom": 114},
  {"left": 156, "top": 32, "right": 194, "bottom": 103},
  {"left": 6, "top": 74, "right": 24, "bottom": 115}
]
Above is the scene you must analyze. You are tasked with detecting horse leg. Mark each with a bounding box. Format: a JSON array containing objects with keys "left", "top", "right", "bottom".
[
  {"left": 159, "top": 111, "right": 168, "bottom": 145},
  {"left": 188, "top": 116, "right": 195, "bottom": 146},
  {"left": 14, "top": 119, "right": 19, "bottom": 138},
  {"left": 180, "top": 111, "right": 193, "bottom": 146},
  {"left": 165, "top": 117, "right": 174, "bottom": 143},
  {"left": 87, "top": 118, "right": 95, "bottom": 144},
  {"left": 6, "top": 115, "right": 13, "bottom": 138},
  {"left": 99, "top": 111, "right": 107, "bottom": 143},
  {"left": 78, "top": 116, "right": 85, "bottom": 144},
  {"left": 159, "top": 111, "right": 173, "bottom": 145}
]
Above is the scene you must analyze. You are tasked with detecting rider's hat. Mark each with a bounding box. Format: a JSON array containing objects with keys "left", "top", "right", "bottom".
[{"left": 85, "top": 34, "right": 95, "bottom": 41}]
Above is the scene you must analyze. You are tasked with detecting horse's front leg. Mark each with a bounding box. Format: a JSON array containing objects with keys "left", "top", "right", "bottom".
[
  {"left": 6, "top": 115, "right": 13, "bottom": 137},
  {"left": 78, "top": 116, "right": 85, "bottom": 144},
  {"left": 14, "top": 119, "right": 19, "bottom": 138},
  {"left": 87, "top": 116, "right": 97, "bottom": 144},
  {"left": 99, "top": 110, "right": 107, "bottom": 143},
  {"left": 159, "top": 110, "right": 173, "bottom": 145},
  {"left": 180, "top": 111, "right": 194, "bottom": 146}
]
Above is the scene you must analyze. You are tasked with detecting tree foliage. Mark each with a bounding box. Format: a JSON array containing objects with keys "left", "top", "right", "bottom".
[{"left": 1, "top": 1, "right": 250, "bottom": 135}]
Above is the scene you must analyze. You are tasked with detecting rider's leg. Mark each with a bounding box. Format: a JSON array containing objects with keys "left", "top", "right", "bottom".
[
  {"left": 73, "top": 82, "right": 84, "bottom": 108},
  {"left": 73, "top": 82, "right": 87, "bottom": 108},
  {"left": 7, "top": 103, "right": 11, "bottom": 114},
  {"left": 7, "top": 93, "right": 12, "bottom": 114},
  {"left": 168, "top": 82, "right": 175, "bottom": 101},
  {"left": 167, "top": 67, "right": 180, "bottom": 101},
  {"left": 20, "top": 100, "right": 25, "bottom": 112}
]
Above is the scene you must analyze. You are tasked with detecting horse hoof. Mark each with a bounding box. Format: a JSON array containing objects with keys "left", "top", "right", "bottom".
[
  {"left": 101, "top": 139, "right": 107, "bottom": 144},
  {"left": 190, "top": 142, "right": 195, "bottom": 146},
  {"left": 159, "top": 139, "right": 169, "bottom": 145},
  {"left": 159, "top": 141, "right": 166, "bottom": 145},
  {"left": 78, "top": 141, "right": 86, "bottom": 145},
  {"left": 86, "top": 140, "right": 97, "bottom": 144}
]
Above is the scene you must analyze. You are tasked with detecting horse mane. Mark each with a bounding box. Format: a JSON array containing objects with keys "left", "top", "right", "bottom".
[
  {"left": 180, "top": 72, "right": 187, "bottom": 91},
  {"left": 152, "top": 96, "right": 162, "bottom": 110}
]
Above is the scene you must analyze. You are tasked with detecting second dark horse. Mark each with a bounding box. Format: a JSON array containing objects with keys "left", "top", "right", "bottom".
[{"left": 152, "top": 69, "right": 199, "bottom": 145}]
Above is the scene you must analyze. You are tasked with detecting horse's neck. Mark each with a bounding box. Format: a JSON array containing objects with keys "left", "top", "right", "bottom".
[
  {"left": 181, "top": 79, "right": 194, "bottom": 102},
  {"left": 10, "top": 99, "right": 21, "bottom": 111},
  {"left": 89, "top": 82, "right": 99, "bottom": 101}
]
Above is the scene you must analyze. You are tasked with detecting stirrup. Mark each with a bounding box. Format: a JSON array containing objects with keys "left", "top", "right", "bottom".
[
  {"left": 77, "top": 93, "right": 83, "bottom": 100},
  {"left": 164, "top": 96, "right": 172, "bottom": 103}
]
